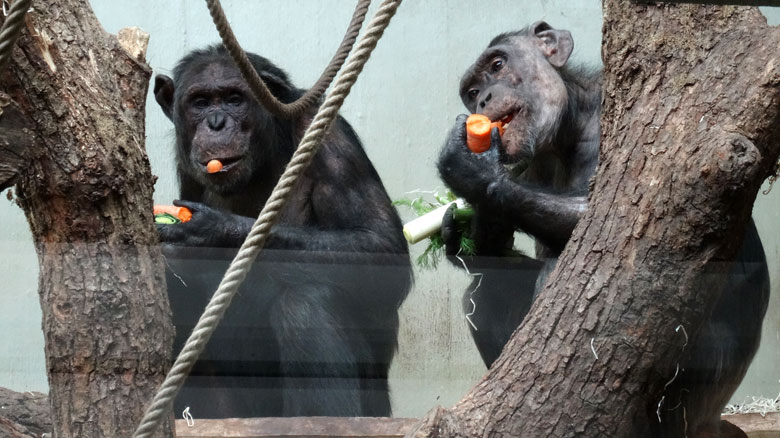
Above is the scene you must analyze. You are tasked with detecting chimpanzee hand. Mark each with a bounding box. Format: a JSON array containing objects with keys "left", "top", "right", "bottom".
[
  {"left": 156, "top": 200, "right": 253, "bottom": 248},
  {"left": 441, "top": 203, "right": 515, "bottom": 261},
  {"left": 440, "top": 203, "right": 465, "bottom": 257},
  {"left": 437, "top": 114, "right": 505, "bottom": 204}
]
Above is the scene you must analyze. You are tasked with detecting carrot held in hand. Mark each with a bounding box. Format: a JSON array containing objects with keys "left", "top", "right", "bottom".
[
  {"left": 466, "top": 114, "right": 505, "bottom": 153},
  {"left": 153, "top": 205, "right": 193, "bottom": 223}
]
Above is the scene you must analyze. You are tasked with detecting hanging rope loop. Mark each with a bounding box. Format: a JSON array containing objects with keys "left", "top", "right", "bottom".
[{"left": 206, "top": 0, "right": 372, "bottom": 119}]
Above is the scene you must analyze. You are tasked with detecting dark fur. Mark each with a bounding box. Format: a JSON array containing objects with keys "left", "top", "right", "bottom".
[
  {"left": 154, "top": 45, "right": 412, "bottom": 418},
  {"left": 438, "top": 22, "right": 769, "bottom": 437}
]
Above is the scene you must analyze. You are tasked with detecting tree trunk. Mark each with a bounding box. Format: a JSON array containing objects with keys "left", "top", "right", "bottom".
[
  {"left": 0, "top": 1, "right": 173, "bottom": 437},
  {"left": 408, "top": 4, "right": 780, "bottom": 438}
]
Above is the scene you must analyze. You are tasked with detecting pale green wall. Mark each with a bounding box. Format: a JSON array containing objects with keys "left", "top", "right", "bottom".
[{"left": 0, "top": 0, "right": 777, "bottom": 418}]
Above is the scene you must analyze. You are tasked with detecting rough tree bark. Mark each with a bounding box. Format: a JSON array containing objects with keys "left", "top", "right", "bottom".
[
  {"left": 0, "top": 387, "right": 51, "bottom": 437},
  {"left": 0, "top": 1, "right": 173, "bottom": 437},
  {"left": 408, "top": 3, "right": 780, "bottom": 438}
]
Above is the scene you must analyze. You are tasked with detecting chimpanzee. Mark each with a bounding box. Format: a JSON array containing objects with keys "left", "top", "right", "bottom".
[
  {"left": 437, "top": 22, "right": 769, "bottom": 437},
  {"left": 153, "top": 45, "right": 412, "bottom": 418}
]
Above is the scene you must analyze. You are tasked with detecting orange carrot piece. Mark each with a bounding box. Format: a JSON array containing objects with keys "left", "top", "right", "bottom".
[
  {"left": 153, "top": 205, "right": 193, "bottom": 222},
  {"left": 492, "top": 120, "right": 506, "bottom": 137},
  {"left": 206, "top": 159, "right": 223, "bottom": 174},
  {"left": 466, "top": 114, "right": 504, "bottom": 153}
]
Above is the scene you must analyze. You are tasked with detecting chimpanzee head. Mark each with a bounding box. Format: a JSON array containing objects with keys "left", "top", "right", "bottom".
[
  {"left": 154, "top": 45, "right": 298, "bottom": 195},
  {"left": 459, "top": 21, "right": 574, "bottom": 164}
]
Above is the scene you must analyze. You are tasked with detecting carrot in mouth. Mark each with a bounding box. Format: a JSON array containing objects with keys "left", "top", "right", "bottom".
[
  {"left": 206, "top": 159, "right": 223, "bottom": 174},
  {"left": 465, "top": 114, "right": 505, "bottom": 153}
]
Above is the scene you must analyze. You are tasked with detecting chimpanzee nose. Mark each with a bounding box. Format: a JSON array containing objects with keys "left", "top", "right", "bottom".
[
  {"left": 479, "top": 92, "right": 492, "bottom": 109},
  {"left": 207, "top": 111, "right": 226, "bottom": 131}
]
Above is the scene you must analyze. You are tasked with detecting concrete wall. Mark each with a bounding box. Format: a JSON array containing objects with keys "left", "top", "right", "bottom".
[{"left": 0, "top": 0, "right": 777, "bottom": 418}]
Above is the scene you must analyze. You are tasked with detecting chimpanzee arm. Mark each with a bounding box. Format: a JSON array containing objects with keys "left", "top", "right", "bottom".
[
  {"left": 160, "top": 119, "right": 406, "bottom": 256},
  {"left": 485, "top": 178, "right": 587, "bottom": 252},
  {"left": 161, "top": 168, "right": 406, "bottom": 257},
  {"left": 438, "top": 115, "right": 586, "bottom": 253},
  {"left": 158, "top": 205, "right": 400, "bottom": 253}
]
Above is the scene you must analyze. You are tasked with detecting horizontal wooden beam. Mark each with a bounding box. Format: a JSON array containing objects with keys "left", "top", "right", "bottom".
[
  {"left": 174, "top": 417, "right": 418, "bottom": 438},
  {"left": 173, "top": 414, "right": 780, "bottom": 438},
  {"left": 724, "top": 412, "right": 780, "bottom": 438},
  {"left": 634, "top": 0, "right": 780, "bottom": 5}
]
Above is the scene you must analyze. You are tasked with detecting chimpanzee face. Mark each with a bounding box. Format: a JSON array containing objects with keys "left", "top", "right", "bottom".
[
  {"left": 154, "top": 62, "right": 287, "bottom": 195},
  {"left": 459, "top": 22, "right": 573, "bottom": 164}
]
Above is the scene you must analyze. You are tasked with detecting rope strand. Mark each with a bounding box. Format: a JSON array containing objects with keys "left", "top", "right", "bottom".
[
  {"left": 0, "top": 0, "right": 32, "bottom": 71},
  {"left": 132, "top": 1, "right": 403, "bottom": 436},
  {"left": 206, "top": 0, "right": 371, "bottom": 119}
]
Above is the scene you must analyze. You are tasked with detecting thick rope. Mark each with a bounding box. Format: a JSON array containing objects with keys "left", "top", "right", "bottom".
[
  {"left": 206, "top": 0, "right": 371, "bottom": 119},
  {"left": 132, "top": 1, "right": 403, "bottom": 436},
  {"left": 0, "top": 0, "right": 32, "bottom": 71}
]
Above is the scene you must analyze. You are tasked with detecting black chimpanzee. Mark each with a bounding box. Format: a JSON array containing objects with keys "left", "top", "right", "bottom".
[
  {"left": 437, "top": 22, "right": 769, "bottom": 437},
  {"left": 153, "top": 45, "right": 412, "bottom": 418}
]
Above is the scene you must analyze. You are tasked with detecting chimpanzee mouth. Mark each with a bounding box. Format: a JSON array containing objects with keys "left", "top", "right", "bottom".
[
  {"left": 201, "top": 156, "right": 244, "bottom": 173},
  {"left": 499, "top": 112, "right": 515, "bottom": 126},
  {"left": 496, "top": 109, "right": 519, "bottom": 130},
  {"left": 495, "top": 108, "right": 535, "bottom": 167}
]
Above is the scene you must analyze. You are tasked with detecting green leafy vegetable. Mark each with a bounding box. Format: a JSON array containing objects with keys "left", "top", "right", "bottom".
[{"left": 394, "top": 191, "right": 476, "bottom": 269}]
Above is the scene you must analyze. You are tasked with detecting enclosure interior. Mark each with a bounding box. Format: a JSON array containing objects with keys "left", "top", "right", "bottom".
[{"left": 0, "top": 0, "right": 778, "bottom": 419}]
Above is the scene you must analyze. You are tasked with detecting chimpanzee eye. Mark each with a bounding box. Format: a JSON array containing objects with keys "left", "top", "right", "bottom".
[
  {"left": 227, "top": 93, "right": 244, "bottom": 106},
  {"left": 467, "top": 89, "right": 480, "bottom": 100},
  {"left": 192, "top": 97, "right": 209, "bottom": 110},
  {"left": 490, "top": 57, "right": 505, "bottom": 73}
]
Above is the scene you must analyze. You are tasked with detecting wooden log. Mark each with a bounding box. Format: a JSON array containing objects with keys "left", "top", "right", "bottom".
[
  {"left": 174, "top": 417, "right": 418, "bottom": 438},
  {"left": 178, "top": 414, "right": 780, "bottom": 438},
  {"left": 725, "top": 413, "right": 780, "bottom": 438},
  {"left": 0, "top": 387, "right": 51, "bottom": 437}
]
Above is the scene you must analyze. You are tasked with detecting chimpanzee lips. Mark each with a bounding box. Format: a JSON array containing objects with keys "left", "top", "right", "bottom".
[
  {"left": 495, "top": 109, "right": 520, "bottom": 131},
  {"left": 201, "top": 156, "right": 243, "bottom": 173},
  {"left": 493, "top": 108, "right": 534, "bottom": 166}
]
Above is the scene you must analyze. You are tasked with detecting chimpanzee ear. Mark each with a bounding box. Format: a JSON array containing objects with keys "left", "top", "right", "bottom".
[
  {"left": 531, "top": 21, "right": 573, "bottom": 68},
  {"left": 259, "top": 71, "right": 293, "bottom": 99},
  {"left": 154, "top": 74, "right": 175, "bottom": 120}
]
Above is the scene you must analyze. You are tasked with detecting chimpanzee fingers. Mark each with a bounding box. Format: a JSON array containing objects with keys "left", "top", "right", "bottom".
[
  {"left": 446, "top": 114, "right": 470, "bottom": 150},
  {"left": 441, "top": 204, "right": 458, "bottom": 239},
  {"left": 441, "top": 204, "right": 462, "bottom": 256},
  {"left": 475, "top": 126, "right": 502, "bottom": 164},
  {"left": 439, "top": 114, "right": 475, "bottom": 187},
  {"left": 156, "top": 222, "right": 183, "bottom": 244},
  {"left": 172, "top": 199, "right": 205, "bottom": 212},
  {"left": 157, "top": 222, "right": 210, "bottom": 247},
  {"left": 489, "top": 126, "right": 503, "bottom": 152}
]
